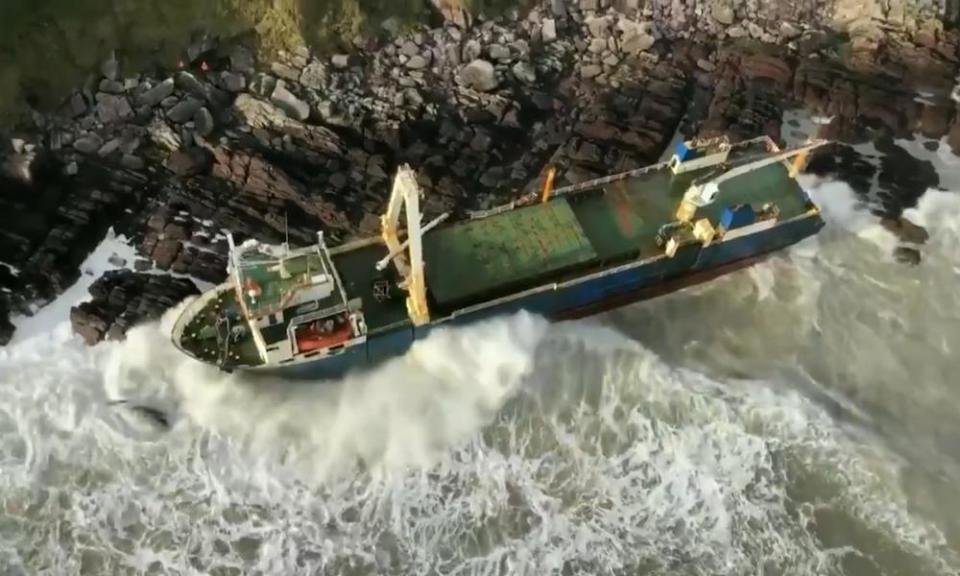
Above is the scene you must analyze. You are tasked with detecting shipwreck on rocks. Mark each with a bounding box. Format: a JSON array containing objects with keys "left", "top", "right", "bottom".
[{"left": 0, "top": 0, "right": 957, "bottom": 346}]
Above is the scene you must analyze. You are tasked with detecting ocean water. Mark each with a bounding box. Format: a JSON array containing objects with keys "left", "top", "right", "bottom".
[{"left": 1, "top": 148, "right": 960, "bottom": 575}]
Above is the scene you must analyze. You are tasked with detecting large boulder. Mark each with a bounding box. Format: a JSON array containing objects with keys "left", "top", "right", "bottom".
[
  {"left": 70, "top": 270, "right": 200, "bottom": 345},
  {"left": 459, "top": 59, "right": 499, "bottom": 92},
  {"left": 270, "top": 81, "right": 311, "bottom": 121}
]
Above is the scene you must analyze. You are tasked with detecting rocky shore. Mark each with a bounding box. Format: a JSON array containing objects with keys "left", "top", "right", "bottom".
[{"left": 1, "top": 0, "right": 959, "bottom": 346}]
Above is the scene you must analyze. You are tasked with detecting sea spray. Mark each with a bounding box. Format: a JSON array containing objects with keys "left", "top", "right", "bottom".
[
  {"left": 101, "top": 304, "right": 552, "bottom": 483},
  {"left": 3, "top": 175, "right": 960, "bottom": 574}
]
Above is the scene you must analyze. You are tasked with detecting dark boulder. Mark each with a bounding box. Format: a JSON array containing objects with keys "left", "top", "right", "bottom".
[{"left": 70, "top": 270, "right": 199, "bottom": 345}]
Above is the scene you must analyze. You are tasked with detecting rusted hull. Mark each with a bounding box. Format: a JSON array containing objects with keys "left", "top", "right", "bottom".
[
  {"left": 550, "top": 252, "right": 767, "bottom": 321},
  {"left": 241, "top": 213, "right": 822, "bottom": 382}
]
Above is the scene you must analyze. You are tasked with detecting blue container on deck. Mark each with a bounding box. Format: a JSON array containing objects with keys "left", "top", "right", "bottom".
[
  {"left": 720, "top": 204, "right": 755, "bottom": 231},
  {"left": 674, "top": 141, "right": 701, "bottom": 161}
]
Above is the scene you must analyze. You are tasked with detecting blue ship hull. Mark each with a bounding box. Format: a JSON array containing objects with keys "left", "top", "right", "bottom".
[{"left": 246, "top": 212, "right": 823, "bottom": 382}]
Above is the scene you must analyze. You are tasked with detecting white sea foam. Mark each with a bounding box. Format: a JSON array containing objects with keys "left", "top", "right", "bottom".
[
  {"left": 796, "top": 174, "right": 902, "bottom": 256},
  {"left": 3, "top": 125, "right": 960, "bottom": 574},
  {"left": 3, "top": 295, "right": 959, "bottom": 574},
  {"left": 99, "top": 303, "right": 551, "bottom": 483}
]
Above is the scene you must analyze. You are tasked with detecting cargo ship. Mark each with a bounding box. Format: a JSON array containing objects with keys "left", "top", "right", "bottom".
[{"left": 171, "top": 135, "right": 830, "bottom": 379}]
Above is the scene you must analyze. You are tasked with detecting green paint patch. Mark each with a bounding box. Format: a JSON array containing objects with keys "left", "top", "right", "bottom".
[{"left": 424, "top": 199, "right": 598, "bottom": 308}]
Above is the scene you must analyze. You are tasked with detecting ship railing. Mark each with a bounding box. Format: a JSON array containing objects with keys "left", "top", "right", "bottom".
[
  {"left": 466, "top": 193, "right": 537, "bottom": 220},
  {"left": 464, "top": 135, "right": 785, "bottom": 221},
  {"left": 549, "top": 160, "right": 672, "bottom": 198},
  {"left": 169, "top": 282, "right": 233, "bottom": 357}
]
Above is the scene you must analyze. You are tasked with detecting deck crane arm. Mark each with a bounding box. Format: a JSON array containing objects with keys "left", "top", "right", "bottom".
[{"left": 378, "top": 164, "right": 432, "bottom": 326}]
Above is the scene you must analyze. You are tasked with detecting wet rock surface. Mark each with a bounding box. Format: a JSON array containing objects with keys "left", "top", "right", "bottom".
[
  {"left": 69, "top": 270, "right": 199, "bottom": 345},
  {"left": 1, "top": 0, "right": 959, "bottom": 344}
]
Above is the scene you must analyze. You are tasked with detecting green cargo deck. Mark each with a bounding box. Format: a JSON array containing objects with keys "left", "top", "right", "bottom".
[
  {"left": 176, "top": 141, "right": 815, "bottom": 370},
  {"left": 335, "top": 146, "right": 811, "bottom": 331},
  {"left": 422, "top": 200, "right": 599, "bottom": 309},
  {"left": 417, "top": 150, "right": 809, "bottom": 315}
]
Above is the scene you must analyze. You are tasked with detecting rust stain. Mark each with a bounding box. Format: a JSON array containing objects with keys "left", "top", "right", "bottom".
[{"left": 608, "top": 181, "right": 637, "bottom": 236}]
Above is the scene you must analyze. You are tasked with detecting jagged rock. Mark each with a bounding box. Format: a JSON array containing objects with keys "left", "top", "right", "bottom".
[
  {"left": 460, "top": 59, "right": 498, "bottom": 92},
  {"left": 712, "top": 3, "right": 739, "bottom": 26},
  {"left": 621, "top": 32, "right": 655, "bottom": 54},
  {"left": 69, "top": 92, "right": 88, "bottom": 117},
  {"left": 137, "top": 78, "right": 175, "bottom": 107},
  {"left": 0, "top": 309, "right": 12, "bottom": 346},
  {"left": 299, "top": 61, "right": 327, "bottom": 89},
  {"left": 151, "top": 238, "right": 181, "bottom": 270},
  {"left": 919, "top": 105, "right": 951, "bottom": 139},
  {"left": 230, "top": 45, "right": 255, "bottom": 74},
  {"left": 480, "top": 166, "right": 507, "bottom": 187},
  {"left": 882, "top": 216, "right": 930, "bottom": 244},
  {"left": 586, "top": 16, "right": 609, "bottom": 39},
  {"left": 73, "top": 134, "right": 103, "bottom": 154},
  {"left": 99, "top": 79, "right": 125, "bottom": 94},
  {"left": 270, "top": 81, "right": 311, "bottom": 121},
  {"left": 166, "top": 147, "right": 213, "bottom": 177},
  {"left": 187, "top": 33, "right": 218, "bottom": 63},
  {"left": 406, "top": 54, "right": 430, "bottom": 69},
  {"left": 160, "top": 96, "right": 180, "bottom": 109},
  {"left": 249, "top": 73, "right": 277, "bottom": 98},
  {"left": 7, "top": 11, "right": 960, "bottom": 353},
  {"left": 727, "top": 25, "right": 748, "bottom": 39},
  {"left": 581, "top": 64, "right": 603, "bottom": 78},
  {"left": 166, "top": 98, "right": 204, "bottom": 123},
  {"left": 121, "top": 154, "right": 145, "bottom": 170},
  {"left": 101, "top": 52, "right": 119, "bottom": 81},
  {"left": 97, "top": 138, "right": 121, "bottom": 157},
  {"left": 403, "top": 87, "right": 424, "bottom": 107},
  {"left": 96, "top": 93, "right": 134, "bottom": 123},
  {"left": 949, "top": 122, "right": 960, "bottom": 154},
  {"left": 893, "top": 246, "right": 921, "bottom": 265},
  {"left": 70, "top": 305, "right": 110, "bottom": 345},
  {"left": 780, "top": 21, "right": 802, "bottom": 39},
  {"left": 194, "top": 107, "right": 215, "bottom": 137},
  {"left": 512, "top": 61, "right": 537, "bottom": 84},
  {"left": 463, "top": 39, "right": 483, "bottom": 62},
  {"left": 618, "top": 20, "right": 655, "bottom": 55},
  {"left": 147, "top": 118, "right": 182, "bottom": 151},
  {"left": 70, "top": 270, "right": 199, "bottom": 344},
  {"left": 174, "top": 72, "right": 229, "bottom": 109},
  {"left": 119, "top": 133, "right": 141, "bottom": 155},
  {"left": 542, "top": 18, "right": 558, "bottom": 43},
  {"left": 220, "top": 71, "right": 247, "bottom": 92},
  {"left": 174, "top": 71, "right": 206, "bottom": 97},
  {"left": 400, "top": 41, "right": 420, "bottom": 57},
  {"left": 489, "top": 44, "right": 511, "bottom": 62},
  {"left": 270, "top": 62, "right": 300, "bottom": 83}
]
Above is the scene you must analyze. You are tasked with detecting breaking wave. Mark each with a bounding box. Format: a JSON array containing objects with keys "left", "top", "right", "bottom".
[{"left": 2, "top": 176, "right": 960, "bottom": 574}]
